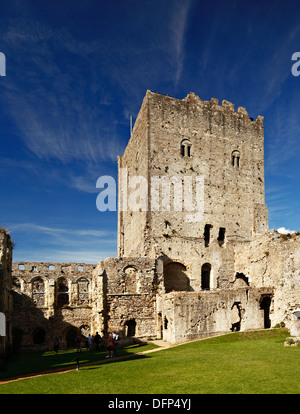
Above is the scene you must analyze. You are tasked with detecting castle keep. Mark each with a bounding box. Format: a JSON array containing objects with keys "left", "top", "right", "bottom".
[{"left": 1, "top": 91, "right": 300, "bottom": 352}]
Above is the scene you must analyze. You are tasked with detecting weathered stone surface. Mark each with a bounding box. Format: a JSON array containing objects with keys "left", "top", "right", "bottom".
[{"left": 1, "top": 91, "right": 299, "bottom": 351}]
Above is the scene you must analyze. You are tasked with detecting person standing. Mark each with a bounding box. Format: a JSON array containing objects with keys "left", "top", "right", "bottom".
[
  {"left": 94, "top": 331, "right": 101, "bottom": 351},
  {"left": 87, "top": 333, "right": 92, "bottom": 351},
  {"left": 105, "top": 334, "right": 114, "bottom": 358},
  {"left": 112, "top": 332, "right": 119, "bottom": 357}
]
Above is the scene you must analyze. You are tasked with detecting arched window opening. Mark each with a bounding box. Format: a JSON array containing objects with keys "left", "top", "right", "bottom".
[
  {"left": 231, "top": 150, "right": 240, "bottom": 167},
  {"left": 32, "top": 278, "right": 45, "bottom": 307},
  {"left": 201, "top": 263, "right": 211, "bottom": 290},
  {"left": 125, "top": 319, "right": 136, "bottom": 337},
  {"left": 180, "top": 139, "right": 192, "bottom": 157},
  {"left": 164, "top": 262, "right": 191, "bottom": 293},
  {"left": 57, "top": 277, "right": 69, "bottom": 307},
  {"left": 78, "top": 278, "right": 90, "bottom": 304},
  {"left": 124, "top": 266, "right": 137, "bottom": 294}
]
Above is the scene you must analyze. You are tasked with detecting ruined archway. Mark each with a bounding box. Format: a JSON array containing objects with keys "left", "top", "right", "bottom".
[
  {"left": 124, "top": 319, "right": 136, "bottom": 337},
  {"left": 164, "top": 261, "right": 191, "bottom": 293}
]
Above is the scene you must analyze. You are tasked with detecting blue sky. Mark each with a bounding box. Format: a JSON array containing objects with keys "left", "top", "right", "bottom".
[{"left": 0, "top": 0, "right": 299, "bottom": 263}]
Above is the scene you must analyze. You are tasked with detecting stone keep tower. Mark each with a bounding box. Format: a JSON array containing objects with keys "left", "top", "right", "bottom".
[{"left": 118, "top": 91, "right": 268, "bottom": 292}]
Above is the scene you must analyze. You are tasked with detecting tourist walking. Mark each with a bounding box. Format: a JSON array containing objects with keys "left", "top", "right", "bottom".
[{"left": 105, "top": 334, "right": 115, "bottom": 358}]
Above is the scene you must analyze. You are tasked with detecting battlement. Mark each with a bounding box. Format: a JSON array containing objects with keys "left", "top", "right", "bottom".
[{"left": 146, "top": 90, "right": 263, "bottom": 124}]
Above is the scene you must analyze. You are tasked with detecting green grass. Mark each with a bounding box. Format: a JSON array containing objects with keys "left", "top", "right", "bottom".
[
  {"left": 0, "top": 342, "right": 158, "bottom": 380},
  {"left": 0, "top": 329, "right": 299, "bottom": 394}
]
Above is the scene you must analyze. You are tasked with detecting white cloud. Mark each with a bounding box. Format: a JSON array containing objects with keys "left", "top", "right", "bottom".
[{"left": 277, "top": 227, "right": 297, "bottom": 235}]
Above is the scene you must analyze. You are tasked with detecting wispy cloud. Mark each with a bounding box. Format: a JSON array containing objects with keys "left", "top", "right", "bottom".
[
  {"left": 168, "top": 0, "right": 194, "bottom": 87},
  {"left": 0, "top": 4, "right": 194, "bottom": 166},
  {"left": 0, "top": 19, "right": 126, "bottom": 165},
  {"left": 9, "top": 222, "right": 114, "bottom": 239},
  {"left": 10, "top": 222, "right": 117, "bottom": 263}
]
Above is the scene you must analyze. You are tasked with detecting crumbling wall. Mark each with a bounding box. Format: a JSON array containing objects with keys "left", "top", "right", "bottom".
[
  {"left": 235, "top": 230, "right": 300, "bottom": 326},
  {"left": 11, "top": 261, "right": 96, "bottom": 350},
  {"left": 161, "top": 287, "right": 273, "bottom": 344},
  {"left": 92, "top": 257, "right": 157, "bottom": 339}
]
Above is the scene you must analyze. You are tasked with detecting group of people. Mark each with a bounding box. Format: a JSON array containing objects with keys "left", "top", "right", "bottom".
[
  {"left": 75, "top": 331, "right": 103, "bottom": 352},
  {"left": 53, "top": 331, "right": 120, "bottom": 357}
]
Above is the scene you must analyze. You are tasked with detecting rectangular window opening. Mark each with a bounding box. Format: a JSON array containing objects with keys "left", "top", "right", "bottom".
[
  {"left": 204, "top": 224, "right": 212, "bottom": 247},
  {"left": 218, "top": 227, "right": 226, "bottom": 246}
]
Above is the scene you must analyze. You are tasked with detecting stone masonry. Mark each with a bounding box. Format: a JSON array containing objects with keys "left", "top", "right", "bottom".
[{"left": 1, "top": 91, "right": 299, "bottom": 350}]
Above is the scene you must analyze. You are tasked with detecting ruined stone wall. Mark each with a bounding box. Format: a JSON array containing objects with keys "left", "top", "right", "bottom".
[
  {"left": 118, "top": 92, "right": 150, "bottom": 258},
  {"left": 234, "top": 230, "right": 300, "bottom": 326},
  {"left": 160, "top": 287, "right": 273, "bottom": 344},
  {"left": 11, "top": 261, "right": 96, "bottom": 350},
  {"left": 0, "top": 230, "right": 12, "bottom": 356},
  {"left": 92, "top": 257, "right": 158, "bottom": 339}
]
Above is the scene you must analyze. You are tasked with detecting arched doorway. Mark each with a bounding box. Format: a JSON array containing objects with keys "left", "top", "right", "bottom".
[
  {"left": 164, "top": 262, "right": 190, "bottom": 293},
  {"left": 124, "top": 319, "right": 136, "bottom": 337},
  {"left": 201, "top": 263, "right": 211, "bottom": 290}
]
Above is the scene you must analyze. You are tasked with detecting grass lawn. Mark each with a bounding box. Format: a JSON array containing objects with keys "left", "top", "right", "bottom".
[{"left": 0, "top": 329, "right": 299, "bottom": 394}]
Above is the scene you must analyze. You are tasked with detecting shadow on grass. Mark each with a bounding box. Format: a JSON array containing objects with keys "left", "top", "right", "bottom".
[{"left": 0, "top": 343, "right": 157, "bottom": 381}]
